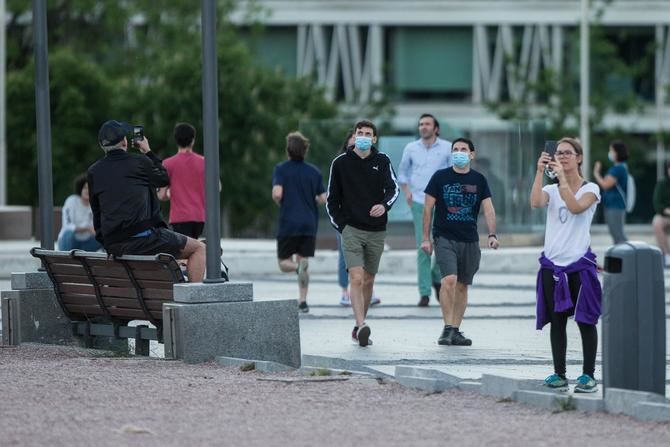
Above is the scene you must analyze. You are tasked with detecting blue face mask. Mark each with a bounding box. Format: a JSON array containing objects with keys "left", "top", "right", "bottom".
[
  {"left": 607, "top": 152, "right": 615, "bottom": 162},
  {"left": 452, "top": 151, "right": 470, "bottom": 168},
  {"left": 355, "top": 136, "right": 373, "bottom": 151}
]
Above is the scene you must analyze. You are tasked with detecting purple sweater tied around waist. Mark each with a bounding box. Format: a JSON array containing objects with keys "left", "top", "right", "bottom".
[{"left": 536, "top": 249, "right": 602, "bottom": 330}]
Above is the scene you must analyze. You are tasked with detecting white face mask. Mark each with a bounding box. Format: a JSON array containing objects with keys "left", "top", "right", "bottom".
[{"left": 608, "top": 152, "right": 615, "bottom": 162}]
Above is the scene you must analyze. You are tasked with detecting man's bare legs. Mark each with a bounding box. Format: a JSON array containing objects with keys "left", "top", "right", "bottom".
[
  {"left": 438, "top": 274, "right": 471, "bottom": 345},
  {"left": 362, "top": 270, "right": 375, "bottom": 316},
  {"left": 179, "top": 237, "right": 206, "bottom": 283},
  {"left": 349, "top": 266, "right": 367, "bottom": 327},
  {"left": 652, "top": 215, "right": 670, "bottom": 257},
  {"left": 278, "top": 255, "right": 308, "bottom": 304}
]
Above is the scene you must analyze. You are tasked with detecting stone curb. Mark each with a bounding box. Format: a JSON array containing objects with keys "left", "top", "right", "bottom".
[
  {"left": 216, "top": 356, "right": 295, "bottom": 373},
  {"left": 514, "top": 390, "right": 604, "bottom": 412},
  {"left": 456, "top": 381, "right": 482, "bottom": 393},
  {"left": 604, "top": 388, "right": 668, "bottom": 417},
  {"left": 395, "top": 375, "right": 457, "bottom": 393},
  {"left": 632, "top": 402, "right": 670, "bottom": 421},
  {"left": 480, "top": 374, "right": 545, "bottom": 399},
  {"left": 300, "top": 355, "right": 393, "bottom": 378},
  {"left": 394, "top": 366, "right": 462, "bottom": 385}
]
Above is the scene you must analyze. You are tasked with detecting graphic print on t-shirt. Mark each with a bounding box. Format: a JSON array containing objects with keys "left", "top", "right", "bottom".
[{"left": 443, "top": 183, "right": 478, "bottom": 222}]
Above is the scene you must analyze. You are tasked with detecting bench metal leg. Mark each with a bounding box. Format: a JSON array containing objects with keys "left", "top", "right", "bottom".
[{"left": 134, "top": 325, "right": 150, "bottom": 356}]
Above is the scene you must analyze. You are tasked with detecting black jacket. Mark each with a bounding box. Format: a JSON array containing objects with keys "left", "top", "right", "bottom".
[
  {"left": 326, "top": 147, "right": 399, "bottom": 232},
  {"left": 88, "top": 149, "right": 169, "bottom": 246}
]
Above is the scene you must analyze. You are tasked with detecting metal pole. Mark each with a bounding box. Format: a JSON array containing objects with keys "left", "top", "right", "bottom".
[
  {"left": 0, "top": 0, "right": 6, "bottom": 206},
  {"left": 656, "top": 25, "right": 666, "bottom": 181},
  {"left": 33, "top": 0, "right": 54, "bottom": 249},
  {"left": 201, "top": 0, "right": 222, "bottom": 281},
  {"left": 580, "top": 0, "right": 590, "bottom": 178}
]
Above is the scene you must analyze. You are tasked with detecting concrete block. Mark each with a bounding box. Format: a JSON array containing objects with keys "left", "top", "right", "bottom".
[
  {"left": 216, "top": 356, "right": 295, "bottom": 373},
  {"left": 514, "top": 390, "right": 572, "bottom": 411},
  {"left": 173, "top": 281, "right": 253, "bottom": 303},
  {"left": 457, "top": 381, "right": 482, "bottom": 393},
  {"left": 481, "top": 374, "right": 545, "bottom": 399},
  {"left": 632, "top": 402, "right": 670, "bottom": 422},
  {"left": 396, "top": 375, "right": 456, "bottom": 393},
  {"left": 1, "top": 289, "right": 72, "bottom": 345},
  {"left": 300, "top": 354, "right": 391, "bottom": 378},
  {"left": 10, "top": 271, "right": 52, "bottom": 290},
  {"left": 571, "top": 395, "right": 605, "bottom": 413},
  {"left": 394, "top": 366, "right": 461, "bottom": 386},
  {"left": 163, "top": 299, "right": 301, "bottom": 367},
  {"left": 604, "top": 388, "right": 667, "bottom": 416}
]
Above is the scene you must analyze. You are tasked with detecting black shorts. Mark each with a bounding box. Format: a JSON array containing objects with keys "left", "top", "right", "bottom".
[
  {"left": 106, "top": 228, "right": 188, "bottom": 259},
  {"left": 172, "top": 221, "right": 205, "bottom": 239},
  {"left": 277, "top": 235, "right": 316, "bottom": 260}
]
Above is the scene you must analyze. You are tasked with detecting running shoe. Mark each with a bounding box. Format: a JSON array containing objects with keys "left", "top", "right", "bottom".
[
  {"left": 357, "top": 324, "right": 371, "bottom": 347},
  {"left": 370, "top": 296, "right": 381, "bottom": 306},
  {"left": 298, "top": 301, "right": 309, "bottom": 313},
  {"left": 340, "top": 295, "right": 351, "bottom": 306},
  {"left": 544, "top": 373, "right": 569, "bottom": 391},
  {"left": 437, "top": 326, "right": 454, "bottom": 345},
  {"left": 574, "top": 374, "right": 598, "bottom": 393},
  {"left": 450, "top": 330, "right": 472, "bottom": 346}
]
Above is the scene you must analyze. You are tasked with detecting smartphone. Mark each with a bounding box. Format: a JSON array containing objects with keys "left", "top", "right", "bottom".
[
  {"left": 132, "top": 126, "right": 144, "bottom": 145},
  {"left": 544, "top": 140, "right": 558, "bottom": 158}
]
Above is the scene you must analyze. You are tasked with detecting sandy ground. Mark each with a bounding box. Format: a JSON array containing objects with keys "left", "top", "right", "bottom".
[{"left": 1, "top": 345, "right": 669, "bottom": 447}]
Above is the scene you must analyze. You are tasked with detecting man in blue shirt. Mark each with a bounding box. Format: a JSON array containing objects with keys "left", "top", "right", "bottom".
[
  {"left": 272, "top": 132, "right": 327, "bottom": 313},
  {"left": 398, "top": 114, "right": 452, "bottom": 307},
  {"left": 593, "top": 140, "right": 629, "bottom": 244}
]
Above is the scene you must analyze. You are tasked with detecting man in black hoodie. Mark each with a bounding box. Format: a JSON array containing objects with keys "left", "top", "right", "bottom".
[
  {"left": 326, "top": 119, "right": 399, "bottom": 347},
  {"left": 88, "top": 120, "right": 206, "bottom": 282}
]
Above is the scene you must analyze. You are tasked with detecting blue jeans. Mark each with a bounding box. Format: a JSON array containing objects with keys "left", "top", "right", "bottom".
[
  {"left": 58, "top": 230, "right": 102, "bottom": 251},
  {"left": 336, "top": 232, "right": 348, "bottom": 289}
]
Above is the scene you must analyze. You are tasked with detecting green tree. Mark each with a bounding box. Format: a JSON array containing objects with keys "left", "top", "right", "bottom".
[{"left": 6, "top": 49, "right": 113, "bottom": 206}]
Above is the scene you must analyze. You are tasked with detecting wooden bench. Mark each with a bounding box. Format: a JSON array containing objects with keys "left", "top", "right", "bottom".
[{"left": 30, "top": 248, "right": 186, "bottom": 354}]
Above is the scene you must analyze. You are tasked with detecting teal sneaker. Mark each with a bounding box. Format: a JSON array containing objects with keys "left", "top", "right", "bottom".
[
  {"left": 544, "top": 373, "right": 569, "bottom": 391},
  {"left": 574, "top": 374, "right": 598, "bottom": 393}
]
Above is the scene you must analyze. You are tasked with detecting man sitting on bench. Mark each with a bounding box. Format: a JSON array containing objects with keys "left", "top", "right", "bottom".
[{"left": 88, "top": 120, "right": 206, "bottom": 282}]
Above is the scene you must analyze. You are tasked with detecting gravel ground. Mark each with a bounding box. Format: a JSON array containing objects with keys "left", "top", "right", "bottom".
[{"left": 1, "top": 344, "right": 669, "bottom": 447}]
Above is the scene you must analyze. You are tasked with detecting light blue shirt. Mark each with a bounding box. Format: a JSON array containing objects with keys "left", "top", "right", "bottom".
[{"left": 397, "top": 137, "right": 452, "bottom": 204}]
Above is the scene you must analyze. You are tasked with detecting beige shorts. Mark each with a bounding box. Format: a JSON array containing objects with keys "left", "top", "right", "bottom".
[{"left": 341, "top": 225, "right": 386, "bottom": 275}]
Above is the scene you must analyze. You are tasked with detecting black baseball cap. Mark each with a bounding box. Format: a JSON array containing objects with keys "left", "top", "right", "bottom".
[{"left": 98, "top": 120, "right": 131, "bottom": 148}]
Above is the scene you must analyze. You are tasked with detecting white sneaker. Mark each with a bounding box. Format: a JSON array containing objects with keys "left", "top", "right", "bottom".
[{"left": 340, "top": 295, "right": 351, "bottom": 306}]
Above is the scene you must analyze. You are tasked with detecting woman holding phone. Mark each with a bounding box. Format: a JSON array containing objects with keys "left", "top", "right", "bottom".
[{"left": 530, "top": 137, "right": 602, "bottom": 393}]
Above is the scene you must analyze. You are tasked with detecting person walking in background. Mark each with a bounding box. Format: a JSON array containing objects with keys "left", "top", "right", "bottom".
[
  {"left": 335, "top": 129, "right": 380, "bottom": 308},
  {"left": 398, "top": 114, "right": 452, "bottom": 307},
  {"left": 272, "top": 131, "right": 327, "bottom": 313},
  {"left": 593, "top": 140, "right": 629, "bottom": 244},
  {"left": 421, "top": 137, "right": 498, "bottom": 347},
  {"left": 158, "top": 123, "right": 205, "bottom": 239},
  {"left": 89, "top": 120, "right": 206, "bottom": 282},
  {"left": 531, "top": 137, "right": 602, "bottom": 393},
  {"left": 327, "top": 119, "right": 399, "bottom": 347},
  {"left": 57, "top": 173, "right": 102, "bottom": 252},
  {"left": 652, "top": 161, "right": 670, "bottom": 267}
]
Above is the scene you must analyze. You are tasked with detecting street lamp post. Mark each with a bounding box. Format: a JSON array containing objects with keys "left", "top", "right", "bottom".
[{"left": 580, "top": 0, "right": 590, "bottom": 177}]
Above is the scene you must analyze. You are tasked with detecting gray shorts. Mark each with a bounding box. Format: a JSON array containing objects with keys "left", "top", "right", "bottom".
[
  {"left": 434, "top": 237, "right": 481, "bottom": 285},
  {"left": 341, "top": 225, "right": 386, "bottom": 275}
]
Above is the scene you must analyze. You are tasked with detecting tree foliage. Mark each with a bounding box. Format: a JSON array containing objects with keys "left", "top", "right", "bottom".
[{"left": 6, "top": 0, "right": 340, "bottom": 235}]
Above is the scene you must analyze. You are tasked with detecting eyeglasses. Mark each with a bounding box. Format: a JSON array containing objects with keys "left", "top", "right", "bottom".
[{"left": 555, "top": 151, "right": 577, "bottom": 157}]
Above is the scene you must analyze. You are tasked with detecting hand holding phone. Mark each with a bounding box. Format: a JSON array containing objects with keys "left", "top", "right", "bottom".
[
  {"left": 132, "top": 126, "right": 144, "bottom": 146},
  {"left": 543, "top": 140, "right": 558, "bottom": 179}
]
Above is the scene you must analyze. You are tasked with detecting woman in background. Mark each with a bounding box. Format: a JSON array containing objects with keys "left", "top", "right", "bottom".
[
  {"left": 57, "top": 173, "right": 101, "bottom": 252},
  {"left": 593, "top": 140, "right": 629, "bottom": 244}
]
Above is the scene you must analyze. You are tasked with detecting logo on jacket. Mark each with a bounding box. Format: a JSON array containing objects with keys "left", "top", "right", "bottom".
[{"left": 372, "top": 165, "right": 379, "bottom": 171}]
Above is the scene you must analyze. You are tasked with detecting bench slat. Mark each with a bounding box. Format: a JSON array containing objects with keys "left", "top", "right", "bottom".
[
  {"left": 59, "top": 283, "right": 95, "bottom": 295},
  {"left": 142, "top": 288, "right": 173, "bottom": 300},
  {"left": 131, "top": 268, "right": 175, "bottom": 281},
  {"left": 90, "top": 265, "right": 128, "bottom": 278},
  {"left": 44, "top": 257, "right": 81, "bottom": 266},
  {"left": 99, "top": 286, "right": 137, "bottom": 299},
  {"left": 106, "top": 307, "right": 161, "bottom": 320},
  {"left": 49, "top": 264, "right": 86, "bottom": 275},
  {"left": 102, "top": 297, "right": 163, "bottom": 311},
  {"left": 62, "top": 303, "right": 107, "bottom": 317},
  {"left": 53, "top": 274, "right": 91, "bottom": 285}
]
